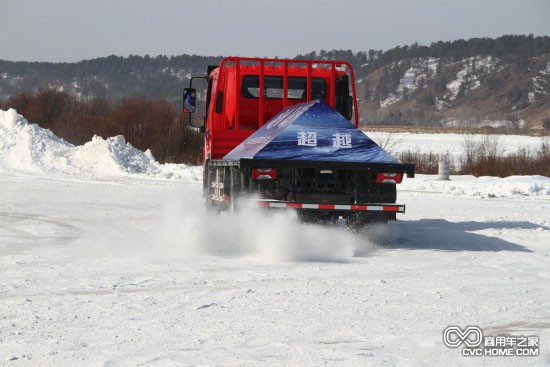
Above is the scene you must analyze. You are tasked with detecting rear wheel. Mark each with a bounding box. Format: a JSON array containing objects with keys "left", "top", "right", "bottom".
[
  {"left": 297, "top": 210, "right": 338, "bottom": 224},
  {"left": 346, "top": 212, "right": 393, "bottom": 231},
  {"left": 366, "top": 183, "right": 397, "bottom": 203}
]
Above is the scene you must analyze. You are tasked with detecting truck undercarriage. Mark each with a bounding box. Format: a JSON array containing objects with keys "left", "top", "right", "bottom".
[{"left": 205, "top": 159, "right": 414, "bottom": 226}]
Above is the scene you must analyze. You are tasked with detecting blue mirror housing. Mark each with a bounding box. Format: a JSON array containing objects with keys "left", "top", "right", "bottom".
[{"left": 183, "top": 88, "right": 196, "bottom": 113}]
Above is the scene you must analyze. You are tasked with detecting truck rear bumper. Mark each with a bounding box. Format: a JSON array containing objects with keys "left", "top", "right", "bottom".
[
  {"left": 258, "top": 201, "right": 404, "bottom": 213},
  {"left": 214, "top": 199, "right": 405, "bottom": 213}
]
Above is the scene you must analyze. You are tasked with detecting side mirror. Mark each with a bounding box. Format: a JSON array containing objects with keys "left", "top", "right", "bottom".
[{"left": 183, "top": 88, "right": 196, "bottom": 113}]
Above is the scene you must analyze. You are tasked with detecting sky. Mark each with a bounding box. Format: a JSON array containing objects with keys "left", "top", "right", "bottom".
[{"left": 1, "top": 0, "right": 549, "bottom": 62}]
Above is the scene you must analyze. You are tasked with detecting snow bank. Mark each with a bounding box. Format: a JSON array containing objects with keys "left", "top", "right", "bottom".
[
  {"left": 0, "top": 108, "right": 199, "bottom": 180},
  {"left": 402, "top": 174, "right": 550, "bottom": 198}
]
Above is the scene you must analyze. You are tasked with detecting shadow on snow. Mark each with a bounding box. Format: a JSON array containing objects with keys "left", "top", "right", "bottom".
[{"left": 382, "top": 219, "right": 545, "bottom": 252}]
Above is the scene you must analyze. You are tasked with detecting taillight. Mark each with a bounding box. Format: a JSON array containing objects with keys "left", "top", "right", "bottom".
[
  {"left": 376, "top": 172, "right": 403, "bottom": 184},
  {"left": 251, "top": 168, "right": 277, "bottom": 180}
]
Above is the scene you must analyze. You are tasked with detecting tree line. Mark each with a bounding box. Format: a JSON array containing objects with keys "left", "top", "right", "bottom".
[
  {"left": 0, "top": 90, "right": 203, "bottom": 164},
  {"left": 297, "top": 34, "right": 550, "bottom": 75}
]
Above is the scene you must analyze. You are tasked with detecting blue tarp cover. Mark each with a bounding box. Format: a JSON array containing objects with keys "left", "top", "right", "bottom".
[{"left": 224, "top": 100, "right": 396, "bottom": 163}]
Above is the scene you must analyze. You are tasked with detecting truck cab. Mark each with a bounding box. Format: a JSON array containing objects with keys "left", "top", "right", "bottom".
[{"left": 188, "top": 57, "right": 358, "bottom": 160}]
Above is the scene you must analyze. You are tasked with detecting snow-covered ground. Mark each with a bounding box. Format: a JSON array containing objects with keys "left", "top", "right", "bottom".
[{"left": 1, "top": 109, "right": 550, "bottom": 366}]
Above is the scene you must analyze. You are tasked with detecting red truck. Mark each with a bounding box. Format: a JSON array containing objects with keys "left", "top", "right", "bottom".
[{"left": 184, "top": 57, "right": 414, "bottom": 227}]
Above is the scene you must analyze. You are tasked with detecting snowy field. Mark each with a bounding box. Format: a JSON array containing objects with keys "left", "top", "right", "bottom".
[
  {"left": 365, "top": 130, "right": 546, "bottom": 161},
  {"left": 1, "top": 109, "right": 550, "bottom": 366}
]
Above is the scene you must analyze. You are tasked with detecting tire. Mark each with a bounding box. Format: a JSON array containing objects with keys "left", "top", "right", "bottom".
[
  {"left": 298, "top": 210, "right": 338, "bottom": 224},
  {"left": 347, "top": 212, "right": 390, "bottom": 231}
]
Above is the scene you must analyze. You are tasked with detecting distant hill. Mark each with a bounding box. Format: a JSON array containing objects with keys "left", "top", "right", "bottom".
[
  {"left": 1, "top": 35, "right": 549, "bottom": 128},
  {"left": 0, "top": 54, "right": 223, "bottom": 105},
  {"left": 297, "top": 35, "right": 550, "bottom": 129}
]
